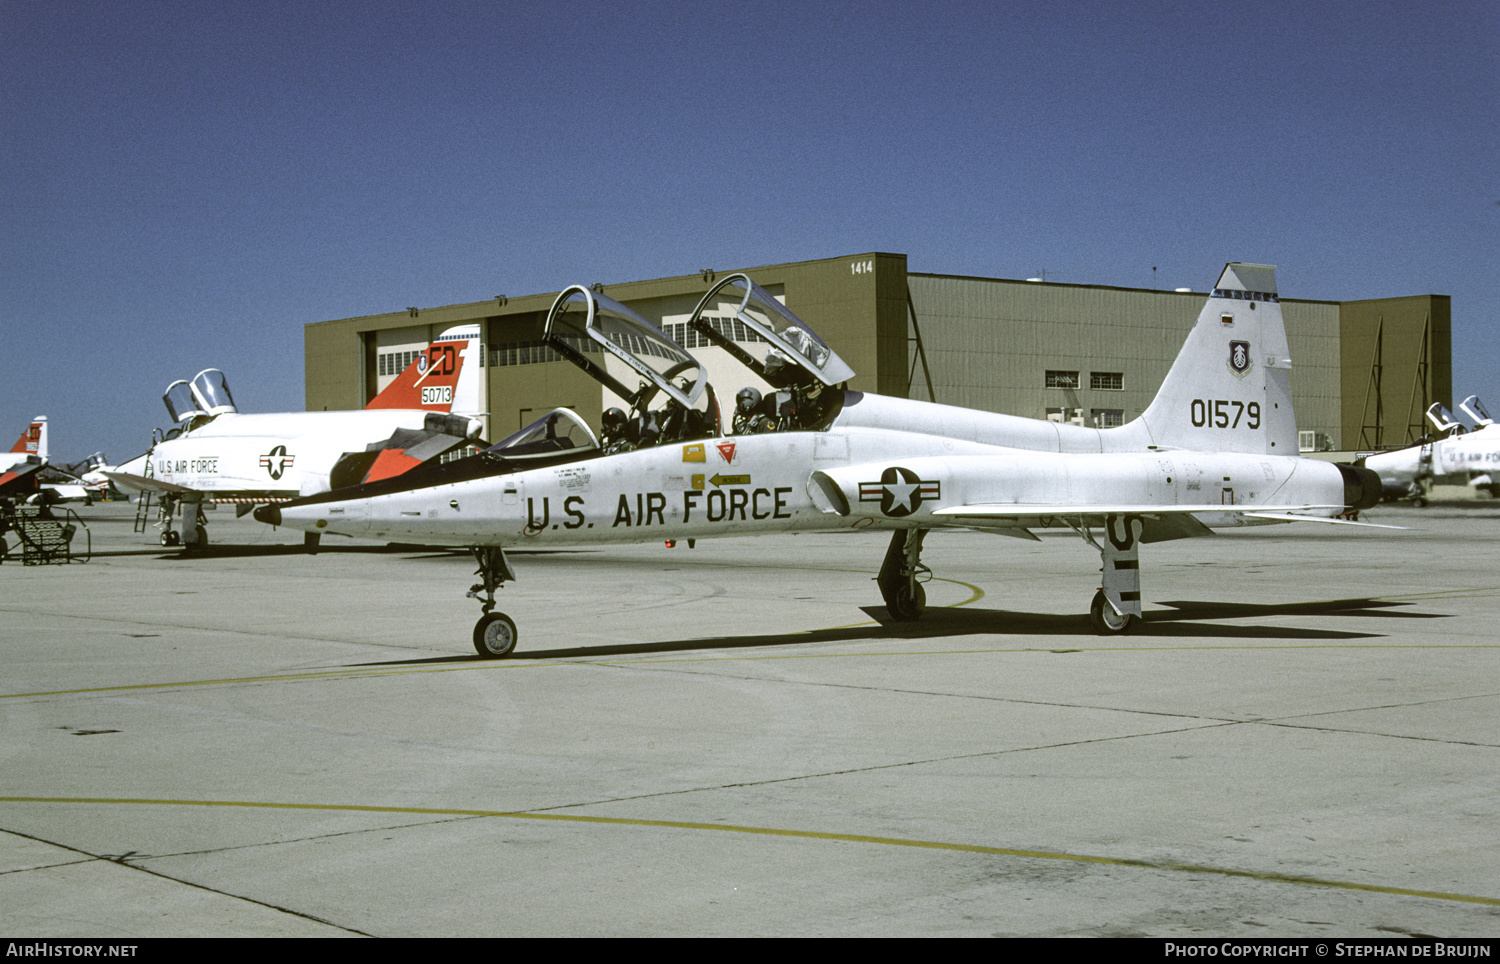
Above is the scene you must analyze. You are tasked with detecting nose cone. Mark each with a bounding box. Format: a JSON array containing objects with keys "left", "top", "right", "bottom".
[{"left": 252, "top": 504, "right": 281, "bottom": 526}]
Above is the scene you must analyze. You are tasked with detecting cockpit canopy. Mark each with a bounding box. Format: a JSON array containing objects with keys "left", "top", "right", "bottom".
[
  {"left": 688, "top": 274, "right": 855, "bottom": 387},
  {"left": 484, "top": 407, "right": 600, "bottom": 461},
  {"left": 190, "top": 369, "right": 236, "bottom": 416},
  {"left": 544, "top": 286, "right": 706, "bottom": 410},
  {"left": 162, "top": 369, "right": 238, "bottom": 424},
  {"left": 162, "top": 380, "right": 203, "bottom": 424}
]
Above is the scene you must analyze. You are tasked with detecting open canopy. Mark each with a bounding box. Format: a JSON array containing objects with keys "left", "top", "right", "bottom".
[
  {"left": 544, "top": 286, "right": 706, "bottom": 410},
  {"left": 687, "top": 274, "right": 855, "bottom": 388}
]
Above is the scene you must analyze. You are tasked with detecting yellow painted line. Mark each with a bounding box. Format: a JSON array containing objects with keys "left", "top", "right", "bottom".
[{"left": 2, "top": 795, "right": 1494, "bottom": 908}]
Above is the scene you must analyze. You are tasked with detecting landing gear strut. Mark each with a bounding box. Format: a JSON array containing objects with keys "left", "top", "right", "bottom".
[
  {"left": 468, "top": 545, "right": 519, "bottom": 658},
  {"left": 1076, "top": 514, "right": 1143, "bottom": 635},
  {"left": 877, "top": 528, "right": 929, "bottom": 621},
  {"left": 157, "top": 497, "right": 207, "bottom": 550}
]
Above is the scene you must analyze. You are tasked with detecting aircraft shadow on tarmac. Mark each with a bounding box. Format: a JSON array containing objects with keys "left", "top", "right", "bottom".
[{"left": 352, "top": 596, "right": 1438, "bottom": 666}]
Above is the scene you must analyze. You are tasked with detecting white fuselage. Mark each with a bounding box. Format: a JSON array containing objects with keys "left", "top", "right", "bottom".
[
  {"left": 1363, "top": 424, "right": 1500, "bottom": 489},
  {"left": 277, "top": 427, "right": 1353, "bottom": 547},
  {"left": 114, "top": 410, "right": 469, "bottom": 501}
]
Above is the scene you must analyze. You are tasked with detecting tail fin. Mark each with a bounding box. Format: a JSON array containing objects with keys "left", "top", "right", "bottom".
[
  {"left": 365, "top": 325, "right": 482, "bottom": 414},
  {"left": 1133, "top": 264, "right": 1296, "bottom": 455},
  {"left": 9, "top": 417, "right": 47, "bottom": 461}
]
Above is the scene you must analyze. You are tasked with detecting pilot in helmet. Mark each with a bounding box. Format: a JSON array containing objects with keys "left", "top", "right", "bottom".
[
  {"left": 601, "top": 407, "right": 631, "bottom": 452},
  {"left": 733, "top": 386, "right": 769, "bottom": 435}
]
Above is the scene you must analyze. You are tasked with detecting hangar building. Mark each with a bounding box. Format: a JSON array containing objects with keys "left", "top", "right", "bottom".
[{"left": 304, "top": 252, "right": 1449, "bottom": 453}]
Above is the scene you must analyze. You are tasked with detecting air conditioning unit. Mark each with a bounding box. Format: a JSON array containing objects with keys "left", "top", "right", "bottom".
[{"left": 1298, "top": 431, "right": 1333, "bottom": 453}]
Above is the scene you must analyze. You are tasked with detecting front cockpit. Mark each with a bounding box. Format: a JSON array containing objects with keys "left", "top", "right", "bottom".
[{"left": 484, "top": 408, "right": 600, "bottom": 462}]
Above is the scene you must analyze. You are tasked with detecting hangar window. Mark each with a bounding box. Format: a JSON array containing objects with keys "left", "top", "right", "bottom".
[
  {"left": 1091, "top": 408, "right": 1125, "bottom": 428},
  {"left": 1090, "top": 371, "right": 1124, "bottom": 391},
  {"left": 1045, "top": 370, "right": 1079, "bottom": 389},
  {"left": 489, "top": 335, "right": 605, "bottom": 368},
  {"left": 378, "top": 350, "right": 420, "bottom": 377},
  {"left": 662, "top": 317, "right": 766, "bottom": 351}
]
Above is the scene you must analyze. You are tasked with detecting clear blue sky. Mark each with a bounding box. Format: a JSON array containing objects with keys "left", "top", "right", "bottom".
[{"left": 4, "top": 0, "right": 1496, "bottom": 462}]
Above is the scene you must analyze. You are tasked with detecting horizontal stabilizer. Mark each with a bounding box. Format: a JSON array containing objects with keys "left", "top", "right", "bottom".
[
  {"left": 328, "top": 419, "right": 478, "bottom": 490},
  {"left": 0, "top": 460, "right": 45, "bottom": 495}
]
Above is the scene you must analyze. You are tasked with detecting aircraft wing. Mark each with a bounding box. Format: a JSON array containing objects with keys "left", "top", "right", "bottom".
[
  {"left": 932, "top": 502, "right": 1345, "bottom": 518},
  {"left": 931, "top": 503, "right": 1401, "bottom": 539},
  {"left": 1235, "top": 511, "right": 1406, "bottom": 528},
  {"left": 102, "top": 471, "right": 203, "bottom": 498}
]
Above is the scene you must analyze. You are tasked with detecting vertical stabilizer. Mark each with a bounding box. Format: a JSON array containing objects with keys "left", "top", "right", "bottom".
[
  {"left": 1133, "top": 264, "right": 1296, "bottom": 455},
  {"left": 10, "top": 417, "right": 47, "bottom": 461},
  {"left": 366, "top": 325, "right": 482, "bottom": 414}
]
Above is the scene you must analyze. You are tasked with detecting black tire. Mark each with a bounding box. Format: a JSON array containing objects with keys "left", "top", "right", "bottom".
[
  {"left": 890, "top": 582, "right": 926, "bottom": 621},
  {"left": 1089, "top": 590, "right": 1136, "bottom": 635},
  {"left": 473, "top": 612, "right": 519, "bottom": 658},
  {"left": 160, "top": 530, "right": 180, "bottom": 547}
]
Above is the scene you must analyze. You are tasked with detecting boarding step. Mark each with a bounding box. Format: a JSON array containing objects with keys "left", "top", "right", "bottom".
[{"left": 2, "top": 505, "right": 90, "bottom": 566}]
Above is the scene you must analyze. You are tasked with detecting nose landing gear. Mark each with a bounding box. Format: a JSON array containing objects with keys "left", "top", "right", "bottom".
[{"left": 468, "top": 545, "right": 519, "bottom": 658}]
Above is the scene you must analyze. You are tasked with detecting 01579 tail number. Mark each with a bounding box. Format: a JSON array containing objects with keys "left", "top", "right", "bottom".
[{"left": 1190, "top": 399, "right": 1260, "bottom": 429}]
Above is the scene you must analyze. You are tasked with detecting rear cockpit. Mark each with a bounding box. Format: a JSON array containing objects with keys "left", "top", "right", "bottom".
[
  {"left": 686, "top": 274, "right": 851, "bottom": 435},
  {"left": 160, "top": 369, "right": 238, "bottom": 441}
]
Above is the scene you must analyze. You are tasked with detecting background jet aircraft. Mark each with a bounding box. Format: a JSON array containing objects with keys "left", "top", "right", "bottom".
[
  {"left": 1360, "top": 396, "right": 1500, "bottom": 504},
  {"left": 258, "top": 265, "right": 1382, "bottom": 656},
  {"left": 109, "top": 325, "right": 485, "bottom": 548},
  {"left": 0, "top": 417, "right": 48, "bottom": 498}
]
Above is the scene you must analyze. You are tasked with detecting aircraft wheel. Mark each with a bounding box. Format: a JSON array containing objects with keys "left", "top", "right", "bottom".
[
  {"left": 186, "top": 529, "right": 208, "bottom": 550},
  {"left": 890, "top": 582, "right": 926, "bottom": 621},
  {"left": 473, "top": 612, "right": 519, "bottom": 659},
  {"left": 1089, "top": 590, "right": 1136, "bottom": 635},
  {"left": 160, "top": 530, "right": 180, "bottom": 547}
]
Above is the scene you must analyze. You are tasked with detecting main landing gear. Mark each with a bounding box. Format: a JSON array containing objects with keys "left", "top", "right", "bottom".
[
  {"left": 877, "top": 528, "right": 929, "bottom": 621},
  {"left": 468, "top": 545, "right": 519, "bottom": 658},
  {"left": 157, "top": 497, "right": 208, "bottom": 550},
  {"left": 1075, "top": 513, "right": 1144, "bottom": 635},
  {"left": 874, "top": 518, "right": 1144, "bottom": 635}
]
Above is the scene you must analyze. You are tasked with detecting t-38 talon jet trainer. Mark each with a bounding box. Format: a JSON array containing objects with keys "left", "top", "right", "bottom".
[
  {"left": 108, "top": 325, "right": 485, "bottom": 548},
  {"left": 1359, "top": 396, "right": 1500, "bottom": 504},
  {"left": 257, "top": 264, "right": 1384, "bottom": 656}
]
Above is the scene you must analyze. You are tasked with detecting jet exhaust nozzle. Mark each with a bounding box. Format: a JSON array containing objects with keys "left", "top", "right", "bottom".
[{"left": 1336, "top": 463, "right": 1382, "bottom": 512}]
